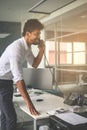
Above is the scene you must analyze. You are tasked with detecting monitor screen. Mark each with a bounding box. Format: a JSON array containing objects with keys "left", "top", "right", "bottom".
[{"left": 23, "top": 68, "right": 53, "bottom": 90}]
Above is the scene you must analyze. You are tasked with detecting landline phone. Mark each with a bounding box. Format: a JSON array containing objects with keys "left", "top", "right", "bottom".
[
  {"left": 33, "top": 39, "right": 42, "bottom": 45},
  {"left": 64, "top": 93, "right": 87, "bottom": 106}
]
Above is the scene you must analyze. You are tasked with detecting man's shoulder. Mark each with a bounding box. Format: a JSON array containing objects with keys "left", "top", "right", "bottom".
[
  {"left": 13, "top": 37, "right": 23, "bottom": 44},
  {"left": 9, "top": 37, "right": 23, "bottom": 48}
]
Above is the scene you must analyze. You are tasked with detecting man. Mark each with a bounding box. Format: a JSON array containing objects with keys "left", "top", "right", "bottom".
[{"left": 0, "top": 19, "right": 45, "bottom": 130}]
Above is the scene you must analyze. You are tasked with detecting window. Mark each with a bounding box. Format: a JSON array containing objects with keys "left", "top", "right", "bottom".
[
  {"left": 59, "top": 42, "right": 72, "bottom": 64},
  {"left": 73, "top": 42, "right": 85, "bottom": 64},
  {"left": 44, "top": 20, "right": 87, "bottom": 66},
  {"left": 45, "top": 41, "right": 86, "bottom": 66},
  {"left": 45, "top": 40, "right": 55, "bottom": 65}
]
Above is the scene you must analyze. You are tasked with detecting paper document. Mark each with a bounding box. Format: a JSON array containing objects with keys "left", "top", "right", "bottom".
[
  {"left": 56, "top": 112, "right": 87, "bottom": 125},
  {"left": 47, "top": 110, "right": 56, "bottom": 115}
]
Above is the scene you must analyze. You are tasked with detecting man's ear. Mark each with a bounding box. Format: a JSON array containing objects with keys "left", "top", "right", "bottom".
[{"left": 26, "top": 32, "right": 31, "bottom": 36}]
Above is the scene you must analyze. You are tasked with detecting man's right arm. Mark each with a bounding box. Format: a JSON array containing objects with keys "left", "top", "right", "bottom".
[
  {"left": 9, "top": 46, "right": 39, "bottom": 115},
  {"left": 16, "top": 80, "right": 39, "bottom": 115}
]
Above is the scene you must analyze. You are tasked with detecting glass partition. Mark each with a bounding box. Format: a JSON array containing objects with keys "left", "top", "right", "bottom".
[
  {"left": 44, "top": 3, "right": 87, "bottom": 66},
  {"left": 44, "top": 3, "right": 87, "bottom": 87}
]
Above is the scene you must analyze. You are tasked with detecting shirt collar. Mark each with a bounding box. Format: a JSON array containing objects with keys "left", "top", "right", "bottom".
[{"left": 22, "top": 37, "right": 30, "bottom": 50}]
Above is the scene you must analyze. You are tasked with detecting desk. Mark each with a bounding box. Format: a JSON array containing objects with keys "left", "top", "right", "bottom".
[{"left": 13, "top": 89, "right": 87, "bottom": 130}]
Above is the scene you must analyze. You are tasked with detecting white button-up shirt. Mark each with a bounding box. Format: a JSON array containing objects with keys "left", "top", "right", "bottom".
[{"left": 0, "top": 37, "right": 34, "bottom": 83}]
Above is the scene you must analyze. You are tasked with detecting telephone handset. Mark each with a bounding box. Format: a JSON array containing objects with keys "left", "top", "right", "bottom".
[{"left": 33, "top": 39, "right": 42, "bottom": 45}]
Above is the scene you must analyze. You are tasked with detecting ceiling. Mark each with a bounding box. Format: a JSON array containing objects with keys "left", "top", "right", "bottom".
[
  {"left": 46, "top": 3, "right": 87, "bottom": 32},
  {"left": 0, "top": 0, "right": 45, "bottom": 22},
  {"left": 0, "top": 0, "right": 87, "bottom": 34},
  {"left": 0, "top": 0, "right": 77, "bottom": 22}
]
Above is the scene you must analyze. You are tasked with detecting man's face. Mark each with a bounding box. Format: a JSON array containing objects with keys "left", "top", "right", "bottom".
[{"left": 27, "top": 29, "right": 41, "bottom": 45}]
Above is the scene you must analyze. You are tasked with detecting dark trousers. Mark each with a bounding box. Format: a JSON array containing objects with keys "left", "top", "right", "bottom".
[{"left": 0, "top": 80, "right": 17, "bottom": 130}]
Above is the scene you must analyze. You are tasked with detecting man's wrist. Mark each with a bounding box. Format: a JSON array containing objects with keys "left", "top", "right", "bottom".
[{"left": 39, "top": 48, "right": 45, "bottom": 53}]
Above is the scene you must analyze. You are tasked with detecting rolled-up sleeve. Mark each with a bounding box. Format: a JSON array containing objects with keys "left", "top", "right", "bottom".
[
  {"left": 9, "top": 46, "right": 23, "bottom": 83},
  {"left": 9, "top": 57, "right": 23, "bottom": 83},
  {"left": 8, "top": 38, "right": 35, "bottom": 83}
]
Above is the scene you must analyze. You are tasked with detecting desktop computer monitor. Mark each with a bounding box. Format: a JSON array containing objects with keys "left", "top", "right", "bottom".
[{"left": 23, "top": 68, "right": 53, "bottom": 90}]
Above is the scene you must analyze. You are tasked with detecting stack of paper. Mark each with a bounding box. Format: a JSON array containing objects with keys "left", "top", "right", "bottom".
[{"left": 56, "top": 112, "right": 87, "bottom": 125}]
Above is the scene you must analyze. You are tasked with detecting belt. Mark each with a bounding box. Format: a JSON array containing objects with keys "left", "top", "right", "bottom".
[{"left": 0, "top": 79, "right": 13, "bottom": 84}]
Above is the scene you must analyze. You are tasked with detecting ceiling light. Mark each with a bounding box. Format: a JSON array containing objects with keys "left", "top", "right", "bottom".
[
  {"left": 28, "top": 0, "right": 77, "bottom": 14},
  {"left": 0, "top": 33, "right": 10, "bottom": 38}
]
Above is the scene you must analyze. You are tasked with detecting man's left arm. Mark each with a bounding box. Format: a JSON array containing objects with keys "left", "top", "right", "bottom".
[{"left": 32, "top": 40, "right": 45, "bottom": 68}]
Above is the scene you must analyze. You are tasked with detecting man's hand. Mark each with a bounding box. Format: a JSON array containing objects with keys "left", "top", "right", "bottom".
[
  {"left": 32, "top": 40, "right": 45, "bottom": 68},
  {"left": 16, "top": 80, "right": 40, "bottom": 116},
  {"left": 38, "top": 40, "right": 45, "bottom": 52},
  {"left": 27, "top": 101, "right": 40, "bottom": 116}
]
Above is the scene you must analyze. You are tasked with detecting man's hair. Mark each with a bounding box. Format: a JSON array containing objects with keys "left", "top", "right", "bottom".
[{"left": 22, "top": 19, "right": 44, "bottom": 36}]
